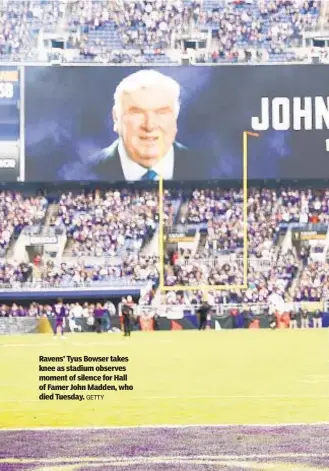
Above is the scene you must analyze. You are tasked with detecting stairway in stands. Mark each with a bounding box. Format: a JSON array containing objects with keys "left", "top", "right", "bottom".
[{"left": 196, "top": 232, "right": 209, "bottom": 256}]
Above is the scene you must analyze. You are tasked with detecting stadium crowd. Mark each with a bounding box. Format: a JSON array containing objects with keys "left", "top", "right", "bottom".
[
  {"left": 56, "top": 189, "right": 158, "bottom": 257},
  {"left": 177, "top": 186, "right": 329, "bottom": 261},
  {"left": 162, "top": 186, "right": 329, "bottom": 300},
  {"left": 293, "top": 261, "right": 329, "bottom": 301},
  {"left": 165, "top": 253, "right": 244, "bottom": 286},
  {"left": 0, "top": 191, "right": 48, "bottom": 257},
  {"left": 0, "top": 300, "right": 116, "bottom": 319},
  {"left": 70, "top": 0, "right": 322, "bottom": 62},
  {"left": 164, "top": 248, "right": 298, "bottom": 303},
  {"left": 0, "top": 261, "right": 33, "bottom": 284},
  {"left": 0, "top": 0, "right": 323, "bottom": 63},
  {"left": 39, "top": 256, "right": 159, "bottom": 286},
  {"left": 0, "top": 0, "right": 65, "bottom": 59},
  {"left": 198, "top": 0, "right": 320, "bottom": 61},
  {"left": 0, "top": 186, "right": 328, "bottom": 311},
  {"left": 116, "top": 0, "right": 190, "bottom": 48}
]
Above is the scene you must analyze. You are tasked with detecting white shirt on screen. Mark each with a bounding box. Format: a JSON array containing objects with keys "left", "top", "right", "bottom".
[{"left": 118, "top": 139, "right": 174, "bottom": 181}]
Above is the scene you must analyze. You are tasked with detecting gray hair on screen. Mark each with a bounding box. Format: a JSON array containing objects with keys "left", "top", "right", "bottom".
[{"left": 113, "top": 69, "right": 181, "bottom": 118}]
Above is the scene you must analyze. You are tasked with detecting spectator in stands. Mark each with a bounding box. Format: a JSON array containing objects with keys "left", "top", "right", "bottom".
[
  {"left": 0, "top": 1, "right": 64, "bottom": 60},
  {"left": 195, "top": 0, "right": 319, "bottom": 64},
  {"left": 56, "top": 189, "right": 159, "bottom": 258},
  {"left": 86, "top": 69, "right": 208, "bottom": 181},
  {"left": 0, "top": 191, "right": 48, "bottom": 257},
  {"left": 0, "top": 0, "right": 322, "bottom": 64}
]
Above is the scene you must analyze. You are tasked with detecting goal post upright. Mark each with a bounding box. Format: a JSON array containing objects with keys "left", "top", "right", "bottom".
[
  {"left": 242, "top": 130, "right": 259, "bottom": 287},
  {"left": 158, "top": 174, "right": 165, "bottom": 291}
]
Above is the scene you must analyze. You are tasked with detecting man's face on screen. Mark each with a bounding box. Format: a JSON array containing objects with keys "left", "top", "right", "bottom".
[{"left": 114, "top": 86, "right": 178, "bottom": 168}]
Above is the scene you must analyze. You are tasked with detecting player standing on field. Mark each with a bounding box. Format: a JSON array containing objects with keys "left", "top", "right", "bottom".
[
  {"left": 122, "top": 301, "right": 133, "bottom": 337},
  {"left": 53, "top": 298, "right": 66, "bottom": 339},
  {"left": 198, "top": 299, "right": 210, "bottom": 330}
]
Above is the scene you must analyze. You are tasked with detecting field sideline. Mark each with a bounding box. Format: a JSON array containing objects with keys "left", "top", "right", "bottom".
[{"left": 0, "top": 329, "right": 328, "bottom": 429}]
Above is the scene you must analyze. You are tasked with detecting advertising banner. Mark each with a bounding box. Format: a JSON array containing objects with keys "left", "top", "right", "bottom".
[{"left": 0, "top": 317, "right": 38, "bottom": 335}]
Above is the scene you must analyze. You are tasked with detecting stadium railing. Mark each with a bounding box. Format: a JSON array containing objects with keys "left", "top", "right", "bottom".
[
  {"left": 0, "top": 281, "right": 151, "bottom": 300},
  {"left": 175, "top": 257, "right": 272, "bottom": 271},
  {"left": 61, "top": 255, "right": 127, "bottom": 266},
  {"left": 0, "top": 279, "right": 147, "bottom": 290}
]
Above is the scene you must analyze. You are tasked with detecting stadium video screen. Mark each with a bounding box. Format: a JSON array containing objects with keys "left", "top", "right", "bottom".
[
  {"left": 8, "top": 64, "right": 329, "bottom": 181},
  {"left": 0, "top": 67, "right": 21, "bottom": 182}
]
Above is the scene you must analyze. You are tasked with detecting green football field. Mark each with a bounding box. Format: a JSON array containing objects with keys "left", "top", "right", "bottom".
[{"left": 0, "top": 329, "right": 328, "bottom": 429}]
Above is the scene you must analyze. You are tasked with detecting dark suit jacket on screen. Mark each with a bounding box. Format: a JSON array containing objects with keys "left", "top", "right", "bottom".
[{"left": 89, "top": 139, "right": 208, "bottom": 181}]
